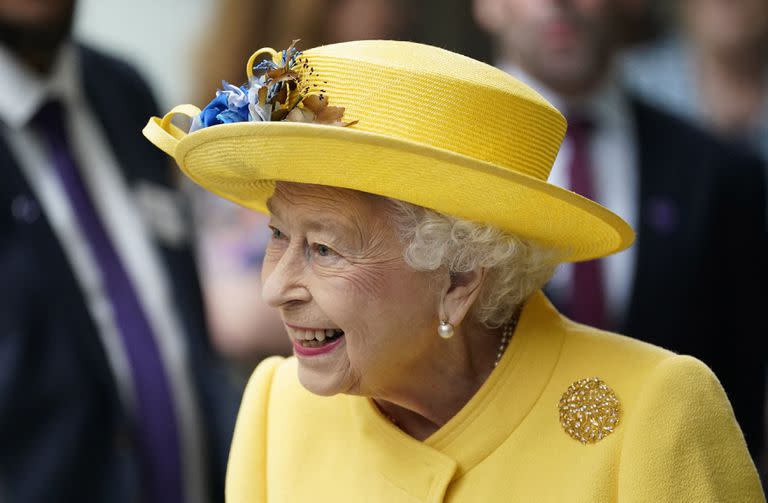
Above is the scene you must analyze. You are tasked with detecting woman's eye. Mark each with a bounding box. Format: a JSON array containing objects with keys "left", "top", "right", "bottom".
[
  {"left": 313, "top": 243, "right": 336, "bottom": 257},
  {"left": 269, "top": 226, "right": 284, "bottom": 239}
]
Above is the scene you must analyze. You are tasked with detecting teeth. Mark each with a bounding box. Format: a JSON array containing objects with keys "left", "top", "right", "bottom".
[{"left": 290, "top": 327, "right": 343, "bottom": 342}]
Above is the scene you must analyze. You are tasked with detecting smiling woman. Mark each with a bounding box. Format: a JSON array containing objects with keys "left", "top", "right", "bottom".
[
  {"left": 143, "top": 40, "right": 763, "bottom": 502},
  {"left": 262, "top": 183, "right": 443, "bottom": 400},
  {"left": 260, "top": 182, "right": 553, "bottom": 411}
]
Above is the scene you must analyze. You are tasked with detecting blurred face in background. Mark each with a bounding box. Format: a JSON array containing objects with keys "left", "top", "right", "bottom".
[
  {"left": 0, "top": 0, "right": 76, "bottom": 69},
  {"left": 612, "top": 0, "right": 661, "bottom": 47},
  {"left": 327, "top": 0, "right": 407, "bottom": 42},
  {"left": 682, "top": 0, "right": 768, "bottom": 55},
  {"left": 0, "top": 0, "right": 73, "bottom": 25},
  {"left": 473, "top": 0, "right": 618, "bottom": 97}
]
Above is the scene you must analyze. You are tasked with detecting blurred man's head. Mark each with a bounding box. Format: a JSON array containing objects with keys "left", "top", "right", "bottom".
[
  {"left": 327, "top": 0, "right": 409, "bottom": 42},
  {"left": 474, "top": 0, "right": 619, "bottom": 98},
  {"left": 682, "top": 0, "right": 768, "bottom": 57},
  {"left": 0, "top": 0, "right": 77, "bottom": 72}
]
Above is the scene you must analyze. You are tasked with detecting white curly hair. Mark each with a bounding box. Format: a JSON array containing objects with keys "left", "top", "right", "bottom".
[{"left": 387, "top": 199, "right": 560, "bottom": 328}]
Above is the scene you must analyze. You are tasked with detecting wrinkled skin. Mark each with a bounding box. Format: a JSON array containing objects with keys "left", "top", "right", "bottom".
[{"left": 261, "top": 182, "right": 497, "bottom": 439}]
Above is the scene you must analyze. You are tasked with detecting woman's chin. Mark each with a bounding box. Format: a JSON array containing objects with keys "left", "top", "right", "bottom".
[
  {"left": 293, "top": 334, "right": 353, "bottom": 395},
  {"left": 296, "top": 363, "right": 349, "bottom": 397}
]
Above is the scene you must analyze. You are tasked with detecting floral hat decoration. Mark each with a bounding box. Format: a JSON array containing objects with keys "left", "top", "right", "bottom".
[
  {"left": 192, "top": 40, "right": 357, "bottom": 131},
  {"left": 143, "top": 39, "right": 634, "bottom": 262}
]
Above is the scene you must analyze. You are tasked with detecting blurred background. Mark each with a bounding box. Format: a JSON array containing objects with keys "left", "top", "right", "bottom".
[
  {"left": 75, "top": 0, "right": 499, "bottom": 379},
  {"left": 1, "top": 0, "right": 766, "bottom": 500}
]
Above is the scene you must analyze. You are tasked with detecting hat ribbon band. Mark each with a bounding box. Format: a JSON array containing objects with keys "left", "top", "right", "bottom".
[{"left": 142, "top": 104, "right": 201, "bottom": 157}]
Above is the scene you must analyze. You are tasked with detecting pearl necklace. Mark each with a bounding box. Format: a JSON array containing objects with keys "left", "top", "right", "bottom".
[{"left": 494, "top": 319, "right": 517, "bottom": 368}]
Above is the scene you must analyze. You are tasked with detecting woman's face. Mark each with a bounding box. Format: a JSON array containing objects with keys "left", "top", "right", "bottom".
[{"left": 261, "top": 182, "right": 441, "bottom": 396}]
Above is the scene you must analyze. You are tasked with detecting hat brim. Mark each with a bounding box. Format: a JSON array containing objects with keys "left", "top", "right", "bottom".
[{"left": 173, "top": 122, "right": 634, "bottom": 262}]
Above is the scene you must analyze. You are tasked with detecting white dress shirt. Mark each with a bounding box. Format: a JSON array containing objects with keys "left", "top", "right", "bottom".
[
  {"left": 0, "top": 43, "right": 206, "bottom": 503},
  {"left": 500, "top": 65, "right": 639, "bottom": 323}
]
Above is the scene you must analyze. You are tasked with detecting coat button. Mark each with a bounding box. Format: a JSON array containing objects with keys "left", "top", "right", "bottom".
[
  {"left": 646, "top": 196, "right": 679, "bottom": 234},
  {"left": 11, "top": 194, "right": 41, "bottom": 223}
]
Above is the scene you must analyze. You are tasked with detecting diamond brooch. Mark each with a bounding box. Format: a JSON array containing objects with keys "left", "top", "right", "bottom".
[{"left": 558, "top": 377, "right": 621, "bottom": 444}]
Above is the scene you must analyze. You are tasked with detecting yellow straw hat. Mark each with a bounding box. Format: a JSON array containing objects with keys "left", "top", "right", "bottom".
[{"left": 143, "top": 40, "right": 633, "bottom": 262}]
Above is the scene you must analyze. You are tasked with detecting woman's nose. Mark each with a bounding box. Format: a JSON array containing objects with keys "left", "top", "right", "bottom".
[{"left": 261, "top": 243, "right": 311, "bottom": 308}]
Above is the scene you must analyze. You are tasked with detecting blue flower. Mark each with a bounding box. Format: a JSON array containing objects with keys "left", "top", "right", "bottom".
[
  {"left": 190, "top": 41, "right": 354, "bottom": 132},
  {"left": 199, "top": 93, "right": 229, "bottom": 127},
  {"left": 198, "top": 81, "right": 252, "bottom": 127},
  {"left": 217, "top": 107, "right": 249, "bottom": 124},
  {"left": 220, "top": 82, "right": 249, "bottom": 109}
]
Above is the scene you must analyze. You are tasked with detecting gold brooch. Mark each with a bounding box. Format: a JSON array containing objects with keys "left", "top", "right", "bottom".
[{"left": 558, "top": 377, "right": 621, "bottom": 444}]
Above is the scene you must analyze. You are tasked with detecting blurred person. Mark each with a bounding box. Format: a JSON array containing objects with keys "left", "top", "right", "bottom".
[
  {"left": 474, "top": 0, "right": 768, "bottom": 468},
  {"left": 191, "top": 195, "right": 290, "bottom": 367},
  {"left": 144, "top": 39, "right": 763, "bottom": 502},
  {"left": 195, "top": 0, "right": 410, "bottom": 107},
  {"left": 0, "top": 0, "right": 237, "bottom": 501},
  {"left": 190, "top": 0, "right": 409, "bottom": 369},
  {"left": 624, "top": 0, "right": 768, "bottom": 163},
  {"left": 613, "top": 0, "right": 665, "bottom": 47}
]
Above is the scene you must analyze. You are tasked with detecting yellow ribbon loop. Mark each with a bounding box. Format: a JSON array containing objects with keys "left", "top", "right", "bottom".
[
  {"left": 142, "top": 104, "right": 201, "bottom": 157},
  {"left": 246, "top": 47, "right": 279, "bottom": 80}
]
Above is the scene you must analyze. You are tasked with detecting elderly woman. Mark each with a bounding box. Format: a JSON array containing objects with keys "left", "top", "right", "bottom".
[{"left": 144, "top": 41, "right": 763, "bottom": 502}]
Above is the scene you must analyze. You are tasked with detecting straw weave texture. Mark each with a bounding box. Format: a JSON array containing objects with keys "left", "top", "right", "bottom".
[
  {"left": 299, "top": 41, "right": 565, "bottom": 181},
  {"left": 143, "top": 40, "right": 634, "bottom": 262}
]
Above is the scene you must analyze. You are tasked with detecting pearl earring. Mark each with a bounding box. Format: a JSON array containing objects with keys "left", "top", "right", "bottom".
[{"left": 438, "top": 320, "right": 454, "bottom": 339}]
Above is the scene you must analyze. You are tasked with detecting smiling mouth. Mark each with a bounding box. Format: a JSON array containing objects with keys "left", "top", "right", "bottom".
[{"left": 288, "top": 327, "right": 345, "bottom": 348}]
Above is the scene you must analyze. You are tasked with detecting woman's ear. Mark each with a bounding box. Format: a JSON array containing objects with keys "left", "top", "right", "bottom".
[{"left": 439, "top": 267, "right": 487, "bottom": 327}]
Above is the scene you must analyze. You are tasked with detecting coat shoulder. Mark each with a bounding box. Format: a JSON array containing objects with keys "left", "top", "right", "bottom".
[
  {"left": 78, "top": 44, "right": 154, "bottom": 96},
  {"left": 550, "top": 321, "right": 762, "bottom": 501},
  {"left": 552, "top": 320, "right": 708, "bottom": 423},
  {"left": 631, "top": 96, "right": 765, "bottom": 176},
  {"left": 558, "top": 319, "right": 678, "bottom": 379}
]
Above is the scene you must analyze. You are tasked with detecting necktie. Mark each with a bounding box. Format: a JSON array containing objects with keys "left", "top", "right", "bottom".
[
  {"left": 33, "top": 101, "right": 184, "bottom": 503},
  {"left": 566, "top": 114, "right": 607, "bottom": 329}
]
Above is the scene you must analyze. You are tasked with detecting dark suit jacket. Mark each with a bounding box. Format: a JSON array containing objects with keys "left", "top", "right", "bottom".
[
  {"left": 0, "top": 45, "right": 239, "bottom": 502},
  {"left": 553, "top": 98, "right": 767, "bottom": 461}
]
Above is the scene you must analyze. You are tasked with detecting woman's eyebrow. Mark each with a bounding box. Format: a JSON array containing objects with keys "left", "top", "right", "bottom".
[
  {"left": 265, "top": 198, "right": 280, "bottom": 217},
  {"left": 304, "top": 219, "right": 361, "bottom": 247},
  {"left": 266, "top": 199, "right": 348, "bottom": 230},
  {"left": 265, "top": 197, "right": 364, "bottom": 247}
]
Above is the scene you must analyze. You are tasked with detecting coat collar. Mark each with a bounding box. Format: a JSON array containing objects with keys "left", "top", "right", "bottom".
[
  {"left": 0, "top": 43, "right": 81, "bottom": 129},
  {"left": 349, "top": 291, "right": 567, "bottom": 497}
]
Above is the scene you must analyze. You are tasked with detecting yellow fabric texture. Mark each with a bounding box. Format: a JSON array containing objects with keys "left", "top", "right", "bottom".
[
  {"left": 142, "top": 40, "right": 634, "bottom": 262},
  {"left": 226, "top": 292, "right": 764, "bottom": 502}
]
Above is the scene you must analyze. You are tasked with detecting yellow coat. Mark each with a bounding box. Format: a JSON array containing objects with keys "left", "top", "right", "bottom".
[{"left": 226, "top": 292, "right": 764, "bottom": 502}]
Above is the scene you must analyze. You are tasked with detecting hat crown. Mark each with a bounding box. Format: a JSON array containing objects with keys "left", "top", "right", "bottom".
[
  {"left": 142, "top": 39, "right": 634, "bottom": 263},
  {"left": 297, "top": 40, "right": 566, "bottom": 181}
]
